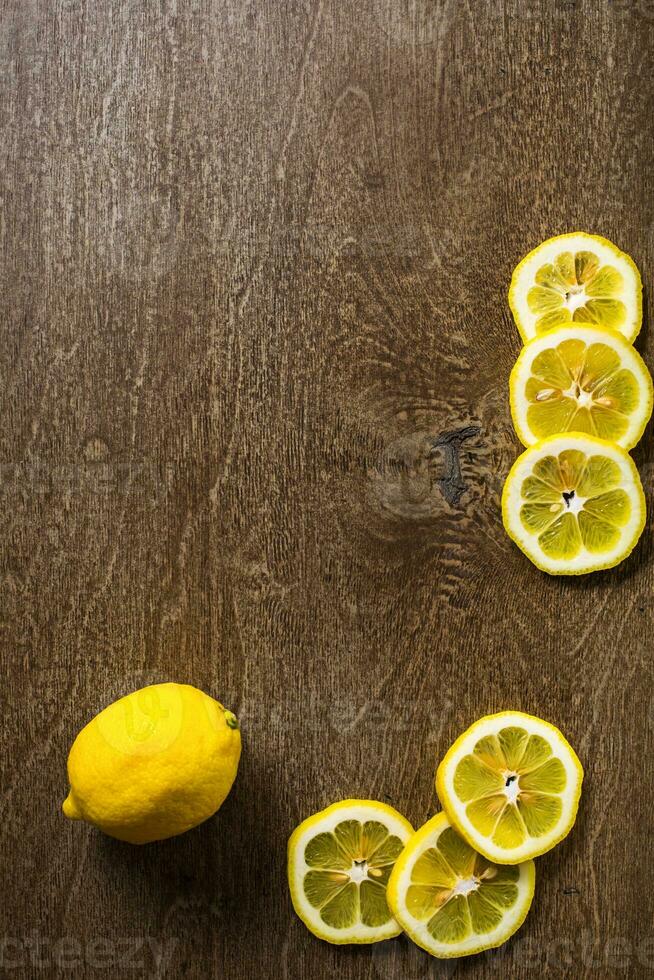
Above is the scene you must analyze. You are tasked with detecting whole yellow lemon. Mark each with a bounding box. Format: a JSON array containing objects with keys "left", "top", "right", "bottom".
[{"left": 62, "top": 683, "right": 241, "bottom": 844}]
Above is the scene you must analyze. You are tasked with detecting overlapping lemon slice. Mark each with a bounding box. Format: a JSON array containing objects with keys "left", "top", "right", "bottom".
[
  {"left": 288, "top": 800, "right": 413, "bottom": 944},
  {"left": 387, "top": 812, "right": 535, "bottom": 958},
  {"left": 510, "top": 325, "right": 652, "bottom": 449},
  {"left": 436, "top": 712, "right": 583, "bottom": 865},
  {"left": 509, "top": 232, "right": 642, "bottom": 343},
  {"left": 502, "top": 433, "right": 645, "bottom": 575}
]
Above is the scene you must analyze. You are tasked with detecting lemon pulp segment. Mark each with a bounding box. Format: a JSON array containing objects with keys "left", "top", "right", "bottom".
[
  {"left": 437, "top": 712, "right": 583, "bottom": 864},
  {"left": 288, "top": 800, "right": 414, "bottom": 944},
  {"left": 387, "top": 812, "right": 535, "bottom": 957},
  {"left": 509, "top": 233, "right": 642, "bottom": 344},
  {"left": 502, "top": 434, "right": 645, "bottom": 575},
  {"left": 510, "top": 326, "right": 652, "bottom": 449}
]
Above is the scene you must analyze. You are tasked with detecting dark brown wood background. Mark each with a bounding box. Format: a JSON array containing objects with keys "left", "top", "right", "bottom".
[{"left": 1, "top": 1, "right": 653, "bottom": 977}]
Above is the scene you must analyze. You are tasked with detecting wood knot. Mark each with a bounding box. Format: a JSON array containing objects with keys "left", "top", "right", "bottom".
[{"left": 369, "top": 426, "right": 481, "bottom": 523}]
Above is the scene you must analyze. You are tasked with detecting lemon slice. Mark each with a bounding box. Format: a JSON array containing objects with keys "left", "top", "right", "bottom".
[
  {"left": 288, "top": 799, "right": 414, "bottom": 944},
  {"left": 502, "top": 433, "right": 645, "bottom": 575},
  {"left": 387, "top": 812, "right": 535, "bottom": 958},
  {"left": 509, "top": 232, "right": 642, "bottom": 344},
  {"left": 510, "top": 325, "right": 653, "bottom": 449},
  {"left": 436, "top": 712, "right": 583, "bottom": 865}
]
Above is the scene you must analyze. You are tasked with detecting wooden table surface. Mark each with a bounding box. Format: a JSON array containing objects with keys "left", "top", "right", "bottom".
[{"left": 2, "top": 1, "right": 653, "bottom": 977}]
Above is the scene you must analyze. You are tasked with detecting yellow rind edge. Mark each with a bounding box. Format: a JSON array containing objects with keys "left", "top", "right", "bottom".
[
  {"left": 507, "top": 232, "right": 643, "bottom": 346},
  {"left": 387, "top": 810, "right": 536, "bottom": 957},
  {"left": 287, "top": 799, "right": 414, "bottom": 945},
  {"left": 435, "top": 711, "right": 584, "bottom": 864},
  {"left": 508, "top": 325, "right": 654, "bottom": 451},
  {"left": 500, "top": 433, "right": 647, "bottom": 576}
]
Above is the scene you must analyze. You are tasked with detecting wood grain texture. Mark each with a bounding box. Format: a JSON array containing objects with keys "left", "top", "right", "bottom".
[{"left": 1, "top": 0, "right": 653, "bottom": 976}]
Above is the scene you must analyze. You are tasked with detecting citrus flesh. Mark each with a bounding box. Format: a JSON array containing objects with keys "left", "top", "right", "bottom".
[
  {"left": 509, "top": 232, "right": 642, "bottom": 344},
  {"left": 436, "top": 712, "right": 583, "bottom": 865},
  {"left": 288, "top": 800, "right": 414, "bottom": 944},
  {"left": 510, "top": 325, "right": 652, "bottom": 449},
  {"left": 502, "top": 433, "right": 645, "bottom": 575},
  {"left": 63, "top": 683, "right": 241, "bottom": 844},
  {"left": 387, "top": 812, "right": 535, "bottom": 958}
]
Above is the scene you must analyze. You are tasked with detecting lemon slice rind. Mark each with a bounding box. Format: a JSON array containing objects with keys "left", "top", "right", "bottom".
[
  {"left": 509, "top": 325, "right": 653, "bottom": 450},
  {"left": 509, "top": 232, "right": 642, "bottom": 344},
  {"left": 436, "top": 712, "right": 583, "bottom": 865},
  {"left": 387, "top": 811, "right": 536, "bottom": 957},
  {"left": 288, "top": 799, "right": 414, "bottom": 944},
  {"left": 502, "top": 433, "right": 646, "bottom": 575}
]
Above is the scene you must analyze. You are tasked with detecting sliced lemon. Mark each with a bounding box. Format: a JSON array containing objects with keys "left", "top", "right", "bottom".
[
  {"left": 436, "top": 712, "right": 583, "bottom": 865},
  {"left": 288, "top": 799, "right": 414, "bottom": 944},
  {"left": 509, "top": 232, "right": 642, "bottom": 344},
  {"left": 502, "top": 433, "right": 645, "bottom": 575},
  {"left": 387, "top": 812, "right": 535, "bottom": 958},
  {"left": 510, "top": 325, "right": 653, "bottom": 449}
]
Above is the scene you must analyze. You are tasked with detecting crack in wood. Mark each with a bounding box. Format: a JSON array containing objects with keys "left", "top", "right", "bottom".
[{"left": 428, "top": 425, "right": 482, "bottom": 507}]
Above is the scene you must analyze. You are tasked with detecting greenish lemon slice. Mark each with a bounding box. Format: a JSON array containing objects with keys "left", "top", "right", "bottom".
[
  {"left": 510, "top": 325, "right": 652, "bottom": 449},
  {"left": 502, "top": 433, "right": 645, "bottom": 575},
  {"left": 387, "top": 812, "right": 535, "bottom": 957},
  {"left": 509, "top": 232, "right": 642, "bottom": 343},
  {"left": 288, "top": 800, "right": 413, "bottom": 944},
  {"left": 436, "top": 712, "right": 583, "bottom": 865}
]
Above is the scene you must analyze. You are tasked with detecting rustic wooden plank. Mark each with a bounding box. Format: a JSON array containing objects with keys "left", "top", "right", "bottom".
[{"left": 1, "top": 0, "right": 653, "bottom": 977}]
